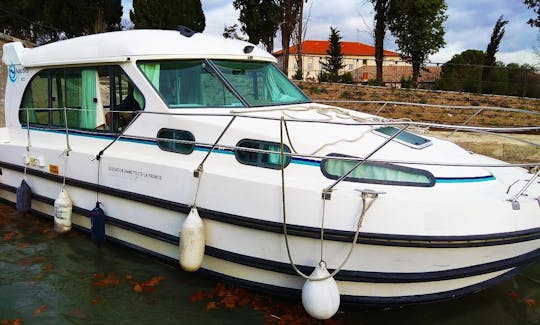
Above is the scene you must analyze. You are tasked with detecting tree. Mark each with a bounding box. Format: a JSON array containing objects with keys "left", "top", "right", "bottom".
[
  {"left": 388, "top": 0, "right": 447, "bottom": 87},
  {"left": 484, "top": 16, "right": 508, "bottom": 68},
  {"left": 131, "top": 0, "right": 205, "bottom": 32},
  {"left": 233, "top": 0, "right": 282, "bottom": 52},
  {"left": 320, "top": 27, "right": 345, "bottom": 82},
  {"left": 0, "top": 0, "right": 122, "bottom": 43},
  {"left": 278, "top": 0, "right": 304, "bottom": 74},
  {"left": 436, "top": 49, "right": 485, "bottom": 92},
  {"left": 524, "top": 0, "right": 540, "bottom": 28},
  {"left": 482, "top": 15, "right": 508, "bottom": 88},
  {"left": 371, "top": 0, "right": 392, "bottom": 85},
  {"left": 223, "top": 24, "right": 246, "bottom": 40}
]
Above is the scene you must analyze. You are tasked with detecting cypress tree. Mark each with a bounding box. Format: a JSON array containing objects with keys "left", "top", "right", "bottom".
[{"left": 320, "top": 27, "right": 345, "bottom": 82}]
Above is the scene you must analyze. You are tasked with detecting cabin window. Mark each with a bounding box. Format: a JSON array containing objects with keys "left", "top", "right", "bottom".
[
  {"left": 321, "top": 154, "right": 435, "bottom": 187},
  {"left": 235, "top": 139, "right": 291, "bottom": 170},
  {"left": 19, "top": 66, "right": 144, "bottom": 133},
  {"left": 137, "top": 59, "right": 310, "bottom": 108},
  {"left": 372, "top": 126, "right": 432, "bottom": 149},
  {"left": 213, "top": 60, "right": 309, "bottom": 107},
  {"left": 157, "top": 129, "right": 195, "bottom": 154},
  {"left": 138, "top": 60, "right": 242, "bottom": 108}
]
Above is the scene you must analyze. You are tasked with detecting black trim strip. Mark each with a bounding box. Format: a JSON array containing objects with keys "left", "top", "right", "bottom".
[
  {"left": 2, "top": 160, "right": 540, "bottom": 248},
  {"left": 205, "top": 245, "right": 540, "bottom": 283},
  {"left": 200, "top": 263, "right": 534, "bottom": 307}
]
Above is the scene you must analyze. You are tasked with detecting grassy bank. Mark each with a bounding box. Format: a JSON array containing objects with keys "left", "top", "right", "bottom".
[{"left": 297, "top": 81, "right": 540, "bottom": 128}]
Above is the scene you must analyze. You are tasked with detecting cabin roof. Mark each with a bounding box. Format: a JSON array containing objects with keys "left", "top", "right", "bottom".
[{"left": 2, "top": 30, "right": 276, "bottom": 68}]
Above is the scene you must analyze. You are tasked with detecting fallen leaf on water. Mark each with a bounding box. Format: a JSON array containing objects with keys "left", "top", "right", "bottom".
[
  {"left": 142, "top": 276, "right": 165, "bottom": 288},
  {"left": 17, "top": 242, "right": 30, "bottom": 249},
  {"left": 2, "top": 231, "right": 17, "bottom": 241},
  {"left": 34, "top": 304, "right": 47, "bottom": 315},
  {"left": 206, "top": 301, "right": 218, "bottom": 311},
  {"left": 222, "top": 295, "right": 238, "bottom": 309},
  {"left": 93, "top": 272, "right": 120, "bottom": 287},
  {"left": 41, "top": 264, "right": 55, "bottom": 271},
  {"left": 507, "top": 291, "right": 520, "bottom": 299},
  {"left": 31, "top": 257, "right": 45, "bottom": 264},
  {"left": 0, "top": 319, "right": 23, "bottom": 325},
  {"left": 190, "top": 291, "right": 205, "bottom": 302},
  {"left": 133, "top": 284, "right": 143, "bottom": 293},
  {"left": 525, "top": 298, "right": 537, "bottom": 307},
  {"left": 91, "top": 298, "right": 101, "bottom": 305}
]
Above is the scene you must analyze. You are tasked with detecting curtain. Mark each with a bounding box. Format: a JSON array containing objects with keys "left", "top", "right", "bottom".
[{"left": 80, "top": 70, "right": 97, "bottom": 129}]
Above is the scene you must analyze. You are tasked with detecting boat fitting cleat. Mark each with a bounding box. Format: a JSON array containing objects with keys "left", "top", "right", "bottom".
[{"left": 355, "top": 189, "right": 386, "bottom": 199}]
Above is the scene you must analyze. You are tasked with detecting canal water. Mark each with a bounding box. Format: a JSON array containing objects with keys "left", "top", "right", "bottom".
[{"left": 1, "top": 203, "right": 539, "bottom": 325}]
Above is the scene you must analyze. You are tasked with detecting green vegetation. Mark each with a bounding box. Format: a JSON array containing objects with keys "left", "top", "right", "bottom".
[
  {"left": 387, "top": 0, "right": 447, "bottom": 87},
  {"left": 0, "top": 0, "right": 122, "bottom": 43},
  {"left": 131, "top": 0, "right": 205, "bottom": 32}
]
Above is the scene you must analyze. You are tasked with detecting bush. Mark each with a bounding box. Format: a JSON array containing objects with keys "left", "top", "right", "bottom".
[
  {"left": 318, "top": 71, "right": 329, "bottom": 83},
  {"left": 400, "top": 77, "right": 415, "bottom": 89},
  {"left": 367, "top": 78, "right": 385, "bottom": 86},
  {"left": 340, "top": 72, "right": 354, "bottom": 84},
  {"left": 340, "top": 91, "right": 353, "bottom": 99},
  {"left": 293, "top": 69, "right": 303, "bottom": 80}
]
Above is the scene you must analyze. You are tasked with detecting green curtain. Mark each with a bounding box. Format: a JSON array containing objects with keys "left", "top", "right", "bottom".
[
  {"left": 139, "top": 63, "right": 161, "bottom": 90},
  {"left": 80, "top": 70, "right": 97, "bottom": 129}
]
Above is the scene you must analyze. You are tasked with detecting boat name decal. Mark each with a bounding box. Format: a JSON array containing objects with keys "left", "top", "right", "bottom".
[
  {"left": 8, "top": 65, "right": 28, "bottom": 83},
  {"left": 108, "top": 166, "right": 162, "bottom": 182}
]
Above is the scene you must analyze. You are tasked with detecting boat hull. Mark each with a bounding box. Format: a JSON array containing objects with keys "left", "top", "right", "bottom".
[{"left": 1, "top": 166, "right": 538, "bottom": 306}]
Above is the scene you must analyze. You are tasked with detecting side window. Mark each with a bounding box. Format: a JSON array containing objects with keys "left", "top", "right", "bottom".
[
  {"left": 235, "top": 139, "right": 291, "bottom": 170},
  {"left": 321, "top": 153, "right": 435, "bottom": 187},
  {"left": 20, "top": 71, "right": 49, "bottom": 125},
  {"left": 157, "top": 129, "right": 195, "bottom": 154},
  {"left": 109, "top": 66, "right": 145, "bottom": 132},
  {"left": 19, "top": 66, "right": 144, "bottom": 133}
]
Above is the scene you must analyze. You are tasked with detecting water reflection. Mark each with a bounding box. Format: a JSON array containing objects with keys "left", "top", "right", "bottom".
[{"left": 0, "top": 203, "right": 539, "bottom": 324}]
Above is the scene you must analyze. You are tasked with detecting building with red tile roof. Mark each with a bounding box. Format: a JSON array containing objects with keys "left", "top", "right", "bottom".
[{"left": 274, "top": 40, "right": 409, "bottom": 81}]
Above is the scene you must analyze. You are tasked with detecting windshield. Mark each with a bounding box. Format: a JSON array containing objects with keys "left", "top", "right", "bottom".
[{"left": 137, "top": 60, "right": 310, "bottom": 108}]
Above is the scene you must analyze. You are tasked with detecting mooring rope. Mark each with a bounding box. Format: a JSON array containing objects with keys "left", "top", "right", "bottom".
[
  {"left": 279, "top": 116, "right": 377, "bottom": 281},
  {"left": 61, "top": 106, "right": 71, "bottom": 188},
  {"left": 23, "top": 107, "right": 31, "bottom": 180}
]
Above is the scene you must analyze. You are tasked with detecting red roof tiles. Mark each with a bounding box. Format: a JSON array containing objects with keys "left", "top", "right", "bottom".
[{"left": 273, "top": 40, "right": 400, "bottom": 57}]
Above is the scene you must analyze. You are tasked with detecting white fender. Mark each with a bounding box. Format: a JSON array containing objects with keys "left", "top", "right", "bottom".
[
  {"left": 301, "top": 262, "right": 340, "bottom": 320},
  {"left": 179, "top": 207, "right": 205, "bottom": 272},
  {"left": 54, "top": 188, "right": 72, "bottom": 233}
]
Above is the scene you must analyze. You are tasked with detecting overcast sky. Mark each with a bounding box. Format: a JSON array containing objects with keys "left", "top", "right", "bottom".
[{"left": 122, "top": 0, "right": 540, "bottom": 65}]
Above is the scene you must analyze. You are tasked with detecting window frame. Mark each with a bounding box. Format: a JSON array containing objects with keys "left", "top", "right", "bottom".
[
  {"left": 156, "top": 128, "right": 195, "bottom": 154},
  {"left": 235, "top": 139, "right": 292, "bottom": 170}
]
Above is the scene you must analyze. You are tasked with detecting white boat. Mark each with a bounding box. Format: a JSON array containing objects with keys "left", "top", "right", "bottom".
[{"left": 1, "top": 29, "right": 539, "bottom": 315}]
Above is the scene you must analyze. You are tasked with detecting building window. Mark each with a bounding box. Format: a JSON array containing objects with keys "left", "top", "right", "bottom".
[
  {"left": 348, "top": 64, "right": 353, "bottom": 71},
  {"left": 235, "top": 139, "right": 291, "bottom": 170},
  {"left": 362, "top": 59, "right": 368, "bottom": 66},
  {"left": 307, "top": 58, "right": 313, "bottom": 70}
]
